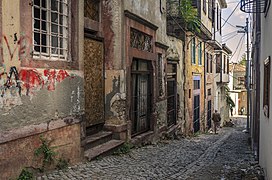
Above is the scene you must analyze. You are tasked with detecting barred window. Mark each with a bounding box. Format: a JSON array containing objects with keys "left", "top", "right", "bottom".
[{"left": 33, "top": 0, "right": 69, "bottom": 60}]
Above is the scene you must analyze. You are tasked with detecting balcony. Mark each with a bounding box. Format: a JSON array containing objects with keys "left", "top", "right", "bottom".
[
  {"left": 240, "top": 0, "right": 270, "bottom": 13},
  {"left": 215, "top": 73, "right": 229, "bottom": 83}
]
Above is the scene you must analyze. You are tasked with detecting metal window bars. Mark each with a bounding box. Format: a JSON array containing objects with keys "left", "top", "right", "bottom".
[
  {"left": 32, "top": 0, "right": 69, "bottom": 60},
  {"left": 240, "top": 0, "right": 270, "bottom": 13}
]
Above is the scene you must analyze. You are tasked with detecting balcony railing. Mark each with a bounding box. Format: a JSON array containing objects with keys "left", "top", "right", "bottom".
[{"left": 240, "top": 0, "right": 270, "bottom": 13}]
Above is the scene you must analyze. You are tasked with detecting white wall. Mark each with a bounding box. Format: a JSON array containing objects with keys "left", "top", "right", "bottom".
[{"left": 259, "top": 6, "right": 272, "bottom": 179}]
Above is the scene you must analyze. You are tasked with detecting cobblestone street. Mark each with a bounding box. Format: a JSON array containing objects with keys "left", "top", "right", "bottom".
[{"left": 40, "top": 117, "right": 263, "bottom": 180}]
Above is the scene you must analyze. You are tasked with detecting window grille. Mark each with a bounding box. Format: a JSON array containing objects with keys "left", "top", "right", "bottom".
[{"left": 33, "top": 0, "right": 69, "bottom": 60}]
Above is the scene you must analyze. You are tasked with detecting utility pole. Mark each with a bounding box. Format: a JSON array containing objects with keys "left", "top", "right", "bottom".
[
  {"left": 246, "top": 17, "right": 250, "bottom": 133},
  {"left": 237, "top": 18, "right": 250, "bottom": 133}
]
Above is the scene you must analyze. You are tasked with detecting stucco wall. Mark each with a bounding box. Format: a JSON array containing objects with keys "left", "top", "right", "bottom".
[
  {"left": 260, "top": 8, "right": 272, "bottom": 179},
  {"left": 124, "top": 0, "right": 168, "bottom": 45},
  {"left": 0, "top": 1, "right": 84, "bottom": 132}
]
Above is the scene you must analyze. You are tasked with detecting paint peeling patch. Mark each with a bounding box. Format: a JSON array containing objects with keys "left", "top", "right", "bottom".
[{"left": 109, "top": 93, "right": 126, "bottom": 124}]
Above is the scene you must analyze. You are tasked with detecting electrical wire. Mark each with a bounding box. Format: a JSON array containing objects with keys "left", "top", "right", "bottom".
[
  {"left": 230, "top": 35, "right": 245, "bottom": 61},
  {"left": 222, "top": 33, "right": 239, "bottom": 42},
  {"left": 221, "top": 2, "right": 240, "bottom": 29},
  {"left": 222, "top": 30, "right": 238, "bottom": 37}
]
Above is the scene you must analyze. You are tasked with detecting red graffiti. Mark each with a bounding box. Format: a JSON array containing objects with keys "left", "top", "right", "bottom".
[
  {"left": 56, "top": 69, "right": 70, "bottom": 82},
  {"left": 19, "top": 69, "right": 44, "bottom": 95},
  {"left": 0, "top": 35, "right": 32, "bottom": 62},
  {"left": 44, "top": 69, "right": 56, "bottom": 91}
]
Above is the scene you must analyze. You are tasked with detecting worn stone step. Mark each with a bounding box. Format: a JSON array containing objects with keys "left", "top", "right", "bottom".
[
  {"left": 84, "top": 139, "right": 124, "bottom": 161},
  {"left": 82, "top": 131, "right": 113, "bottom": 150}
]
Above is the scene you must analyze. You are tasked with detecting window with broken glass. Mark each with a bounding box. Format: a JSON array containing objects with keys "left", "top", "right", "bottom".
[{"left": 33, "top": 0, "right": 69, "bottom": 60}]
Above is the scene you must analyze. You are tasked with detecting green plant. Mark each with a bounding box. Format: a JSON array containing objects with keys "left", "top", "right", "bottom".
[
  {"left": 56, "top": 158, "right": 69, "bottom": 170},
  {"left": 34, "top": 136, "right": 57, "bottom": 171},
  {"left": 113, "top": 142, "right": 133, "bottom": 155},
  {"left": 224, "top": 85, "right": 235, "bottom": 108},
  {"left": 17, "top": 169, "right": 33, "bottom": 180},
  {"left": 178, "top": 0, "right": 201, "bottom": 33}
]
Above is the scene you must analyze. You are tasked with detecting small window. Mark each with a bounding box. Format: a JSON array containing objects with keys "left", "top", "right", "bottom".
[
  {"left": 191, "top": 38, "right": 196, "bottom": 64},
  {"left": 203, "top": 0, "right": 207, "bottom": 14},
  {"left": 206, "top": 52, "right": 209, "bottom": 73},
  {"left": 263, "top": 56, "right": 270, "bottom": 118},
  {"left": 208, "top": 88, "right": 211, "bottom": 96},
  {"left": 198, "top": 42, "right": 202, "bottom": 65},
  {"left": 158, "top": 54, "right": 164, "bottom": 97},
  {"left": 33, "top": 0, "right": 69, "bottom": 60},
  {"left": 216, "top": 54, "right": 221, "bottom": 73},
  {"left": 210, "top": 54, "right": 213, "bottom": 73},
  {"left": 194, "top": 80, "right": 200, "bottom": 90},
  {"left": 208, "top": 0, "right": 212, "bottom": 19}
]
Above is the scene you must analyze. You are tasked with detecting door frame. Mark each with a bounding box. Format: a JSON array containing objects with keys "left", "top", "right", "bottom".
[{"left": 166, "top": 61, "right": 178, "bottom": 127}]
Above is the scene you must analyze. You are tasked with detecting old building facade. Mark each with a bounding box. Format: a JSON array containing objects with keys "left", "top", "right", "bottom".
[
  {"left": 241, "top": 0, "right": 272, "bottom": 178},
  {"left": 0, "top": 0, "right": 231, "bottom": 178}
]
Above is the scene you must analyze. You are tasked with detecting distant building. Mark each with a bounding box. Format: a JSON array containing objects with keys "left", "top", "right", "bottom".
[{"left": 228, "top": 63, "right": 247, "bottom": 116}]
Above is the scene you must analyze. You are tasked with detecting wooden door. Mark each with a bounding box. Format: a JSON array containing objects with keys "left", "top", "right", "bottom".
[{"left": 84, "top": 37, "right": 104, "bottom": 127}]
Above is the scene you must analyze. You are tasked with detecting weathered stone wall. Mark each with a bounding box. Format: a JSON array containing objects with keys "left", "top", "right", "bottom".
[
  {"left": 103, "top": 0, "right": 127, "bottom": 126},
  {"left": 0, "top": 122, "right": 82, "bottom": 179}
]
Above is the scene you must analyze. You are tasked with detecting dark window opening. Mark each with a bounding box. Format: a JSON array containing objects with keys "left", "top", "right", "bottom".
[{"left": 263, "top": 56, "right": 270, "bottom": 118}]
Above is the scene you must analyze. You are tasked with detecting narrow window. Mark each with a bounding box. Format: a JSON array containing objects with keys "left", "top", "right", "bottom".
[
  {"left": 33, "top": 0, "right": 69, "bottom": 60},
  {"left": 191, "top": 38, "right": 196, "bottom": 64},
  {"left": 208, "top": 0, "right": 212, "bottom": 19},
  {"left": 210, "top": 54, "right": 213, "bottom": 73},
  {"left": 157, "top": 54, "right": 164, "bottom": 97},
  {"left": 263, "top": 56, "right": 270, "bottom": 117},
  {"left": 217, "top": 4, "right": 219, "bottom": 30},
  {"left": 206, "top": 52, "right": 209, "bottom": 73},
  {"left": 203, "top": 0, "right": 206, "bottom": 14},
  {"left": 198, "top": 42, "right": 202, "bottom": 65},
  {"left": 216, "top": 54, "right": 221, "bottom": 73},
  {"left": 208, "top": 88, "right": 211, "bottom": 95}
]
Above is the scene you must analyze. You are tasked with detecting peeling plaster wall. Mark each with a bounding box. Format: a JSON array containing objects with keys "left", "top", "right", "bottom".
[
  {"left": 124, "top": 0, "right": 167, "bottom": 44},
  {"left": 0, "top": 2, "right": 84, "bottom": 132},
  {"left": 103, "top": 0, "right": 127, "bottom": 126}
]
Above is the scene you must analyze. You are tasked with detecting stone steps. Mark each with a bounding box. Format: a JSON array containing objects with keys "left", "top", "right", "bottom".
[
  {"left": 82, "top": 131, "right": 113, "bottom": 150},
  {"left": 84, "top": 139, "right": 124, "bottom": 161}
]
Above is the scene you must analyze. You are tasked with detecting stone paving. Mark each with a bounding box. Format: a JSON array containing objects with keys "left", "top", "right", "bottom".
[{"left": 39, "top": 117, "right": 264, "bottom": 180}]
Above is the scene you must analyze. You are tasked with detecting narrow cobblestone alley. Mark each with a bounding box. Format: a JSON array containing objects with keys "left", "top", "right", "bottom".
[{"left": 39, "top": 117, "right": 263, "bottom": 180}]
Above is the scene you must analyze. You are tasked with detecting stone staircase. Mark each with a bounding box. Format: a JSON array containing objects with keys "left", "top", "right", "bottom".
[{"left": 82, "top": 129, "right": 124, "bottom": 161}]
